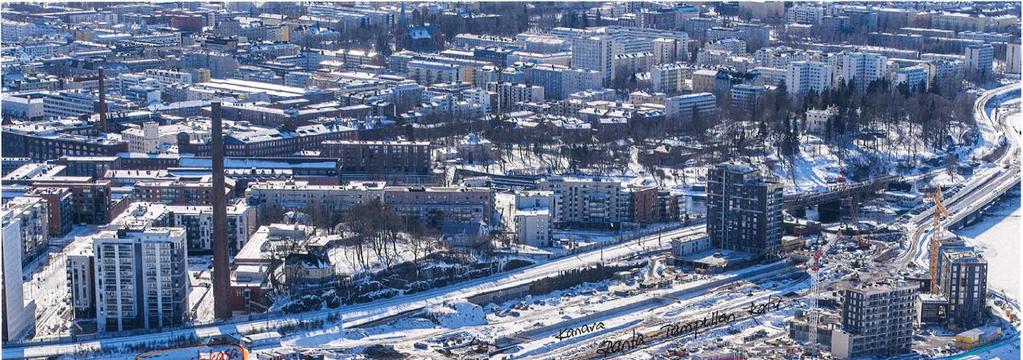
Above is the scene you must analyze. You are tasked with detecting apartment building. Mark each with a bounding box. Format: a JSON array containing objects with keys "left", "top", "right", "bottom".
[
  {"left": 0, "top": 197, "right": 49, "bottom": 263},
  {"left": 1, "top": 214, "right": 36, "bottom": 341},
  {"left": 938, "top": 248, "right": 989, "bottom": 329},
  {"left": 832, "top": 280, "right": 916, "bottom": 359},
  {"left": 321, "top": 140, "right": 432, "bottom": 183},
  {"left": 787, "top": 61, "right": 833, "bottom": 96},
  {"left": 90, "top": 228, "right": 189, "bottom": 332},
  {"left": 383, "top": 186, "right": 495, "bottom": 226},
  {"left": 166, "top": 200, "right": 257, "bottom": 253},
  {"left": 840, "top": 52, "right": 887, "bottom": 91},
  {"left": 964, "top": 43, "right": 994, "bottom": 78},
  {"left": 665, "top": 92, "right": 716, "bottom": 124},
  {"left": 486, "top": 82, "right": 545, "bottom": 111},
  {"left": 706, "top": 163, "right": 783, "bottom": 256},
  {"left": 537, "top": 176, "right": 630, "bottom": 227},
  {"left": 572, "top": 34, "right": 618, "bottom": 85}
]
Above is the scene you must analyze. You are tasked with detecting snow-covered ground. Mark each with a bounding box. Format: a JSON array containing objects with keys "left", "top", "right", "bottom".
[{"left": 956, "top": 192, "right": 1021, "bottom": 301}]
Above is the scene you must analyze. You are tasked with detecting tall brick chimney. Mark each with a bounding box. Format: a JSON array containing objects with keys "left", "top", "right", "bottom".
[
  {"left": 97, "top": 68, "right": 107, "bottom": 133},
  {"left": 210, "top": 102, "right": 231, "bottom": 320}
]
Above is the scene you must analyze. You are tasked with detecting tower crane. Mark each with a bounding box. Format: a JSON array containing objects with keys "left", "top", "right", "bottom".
[
  {"left": 928, "top": 187, "right": 949, "bottom": 293},
  {"left": 807, "top": 193, "right": 864, "bottom": 354}
]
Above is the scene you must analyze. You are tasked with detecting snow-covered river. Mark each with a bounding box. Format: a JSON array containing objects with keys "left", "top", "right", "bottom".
[{"left": 955, "top": 190, "right": 1021, "bottom": 301}]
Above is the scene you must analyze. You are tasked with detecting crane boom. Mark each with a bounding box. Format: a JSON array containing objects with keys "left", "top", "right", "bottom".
[{"left": 928, "top": 186, "right": 949, "bottom": 293}]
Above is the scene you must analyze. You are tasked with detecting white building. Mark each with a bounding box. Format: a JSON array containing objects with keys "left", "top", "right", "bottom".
[
  {"left": 893, "top": 65, "right": 930, "bottom": 92},
  {"left": 650, "top": 63, "right": 685, "bottom": 93},
  {"left": 965, "top": 43, "right": 994, "bottom": 77},
  {"left": 487, "top": 82, "right": 544, "bottom": 111},
  {"left": 92, "top": 228, "right": 189, "bottom": 332},
  {"left": 1, "top": 212, "right": 36, "bottom": 341},
  {"left": 561, "top": 68, "right": 604, "bottom": 99},
  {"left": 407, "top": 60, "right": 462, "bottom": 85},
  {"left": 805, "top": 108, "right": 836, "bottom": 134},
  {"left": 1, "top": 197, "right": 49, "bottom": 263},
  {"left": 572, "top": 34, "right": 618, "bottom": 85},
  {"left": 43, "top": 90, "right": 97, "bottom": 118},
  {"left": 786, "top": 4, "right": 824, "bottom": 24},
  {"left": 166, "top": 200, "right": 257, "bottom": 252},
  {"left": 786, "top": 61, "right": 832, "bottom": 96},
  {"left": 536, "top": 177, "right": 630, "bottom": 226},
  {"left": 665, "top": 92, "right": 716, "bottom": 124},
  {"left": 1006, "top": 42, "right": 1020, "bottom": 74},
  {"left": 841, "top": 52, "right": 887, "bottom": 91}
]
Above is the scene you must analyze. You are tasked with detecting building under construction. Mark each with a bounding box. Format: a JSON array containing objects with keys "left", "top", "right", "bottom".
[{"left": 831, "top": 279, "right": 916, "bottom": 359}]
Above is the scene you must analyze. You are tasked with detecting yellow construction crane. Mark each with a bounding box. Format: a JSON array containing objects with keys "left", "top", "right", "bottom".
[{"left": 928, "top": 187, "right": 949, "bottom": 293}]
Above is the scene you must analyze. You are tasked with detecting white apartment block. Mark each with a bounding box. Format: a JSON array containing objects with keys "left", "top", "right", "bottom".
[
  {"left": 786, "top": 4, "right": 824, "bottom": 24},
  {"left": 1, "top": 196, "right": 49, "bottom": 263},
  {"left": 572, "top": 34, "right": 619, "bottom": 85},
  {"left": 965, "top": 43, "right": 994, "bottom": 77},
  {"left": 166, "top": 200, "right": 257, "bottom": 252},
  {"left": 536, "top": 177, "right": 630, "bottom": 226},
  {"left": 651, "top": 63, "right": 685, "bottom": 93},
  {"left": 487, "top": 82, "right": 545, "bottom": 112},
  {"left": 893, "top": 65, "right": 930, "bottom": 92},
  {"left": 1, "top": 213, "right": 37, "bottom": 341},
  {"left": 143, "top": 69, "right": 195, "bottom": 86},
  {"left": 513, "top": 210, "right": 551, "bottom": 248},
  {"left": 1007, "top": 42, "right": 1021, "bottom": 74},
  {"left": 561, "top": 68, "right": 603, "bottom": 99},
  {"left": 246, "top": 180, "right": 386, "bottom": 215},
  {"left": 407, "top": 60, "right": 463, "bottom": 85},
  {"left": 665, "top": 92, "right": 717, "bottom": 123},
  {"left": 92, "top": 228, "right": 189, "bottom": 332},
  {"left": 841, "top": 52, "right": 887, "bottom": 91},
  {"left": 786, "top": 61, "right": 833, "bottom": 96}
]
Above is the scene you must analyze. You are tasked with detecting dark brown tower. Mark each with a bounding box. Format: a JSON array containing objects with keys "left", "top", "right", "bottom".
[
  {"left": 210, "top": 102, "right": 231, "bottom": 320},
  {"left": 97, "top": 68, "right": 107, "bottom": 133}
]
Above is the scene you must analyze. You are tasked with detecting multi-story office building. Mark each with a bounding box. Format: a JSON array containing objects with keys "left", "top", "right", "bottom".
[
  {"left": 964, "top": 43, "right": 994, "bottom": 78},
  {"left": 831, "top": 280, "right": 916, "bottom": 359},
  {"left": 321, "top": 140, "right": 432, "bottom": 183},
  {"left": 1, "top": 197, "right": 49, "bottom": 263},
  {"left": 840, "top": 52, "right": 887, "bottom": 91},
  {"left": 90, "top": 228, "right": 188, "bottom": 332},
  {"left": 42, "top": 90, "right": 97, "bottom": 118},
  {"left": 938, "top": 248, "right": 988, "bottom": 329},
  {"left": 786, "top": 61, "right": 833, "bottom": 96},
  {"left": 706, "top": 163, "right": 783, "bottom": 256},
  {"left": 665, "top": 92, "right": 716, "bottom": 124}
]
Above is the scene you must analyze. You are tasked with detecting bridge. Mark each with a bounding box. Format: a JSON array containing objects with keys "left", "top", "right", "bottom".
[{"left": 782, "top": 174, "right": 902, "bottom": 211}]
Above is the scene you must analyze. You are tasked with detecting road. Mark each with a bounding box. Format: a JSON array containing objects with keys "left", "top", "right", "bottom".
[
  {"left": 897, "top": 84, "right": 1021, "bottom": 268},
  {"left": 3, "top": 225, "right": 700, "bottom": 359}
]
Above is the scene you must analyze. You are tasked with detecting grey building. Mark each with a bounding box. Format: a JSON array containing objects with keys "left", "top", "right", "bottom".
[
  {"left": 938, "top": 248, "right": 988, "bottom": 329},
  {"left": 832, "top": 280, "right": 916, "bottom": 359},
  {"left": 706, "top": 163, "right": 783, "bottom": 256}
]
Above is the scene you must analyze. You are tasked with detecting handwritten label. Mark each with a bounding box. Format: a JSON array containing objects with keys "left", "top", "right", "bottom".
[
  {"left": 592, "top": 296, "right": 785, "bottom": 356},
  {"left": 596, "top": 330, "right": 646, "bottom": 355},
  {"left": 554, "top": 321, "right": 606, "bottom": 341}
]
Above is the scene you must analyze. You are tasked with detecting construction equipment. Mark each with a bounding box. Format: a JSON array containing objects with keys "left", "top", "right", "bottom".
[
  {"left": 846, "top": 194, "right": 870, "bottom": 249},
  {"left": 928, "top": 187, "right": 949, "bottom": 293},
  {"left": 806, "top": 230, "right": 840, "bottom": 354}
]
